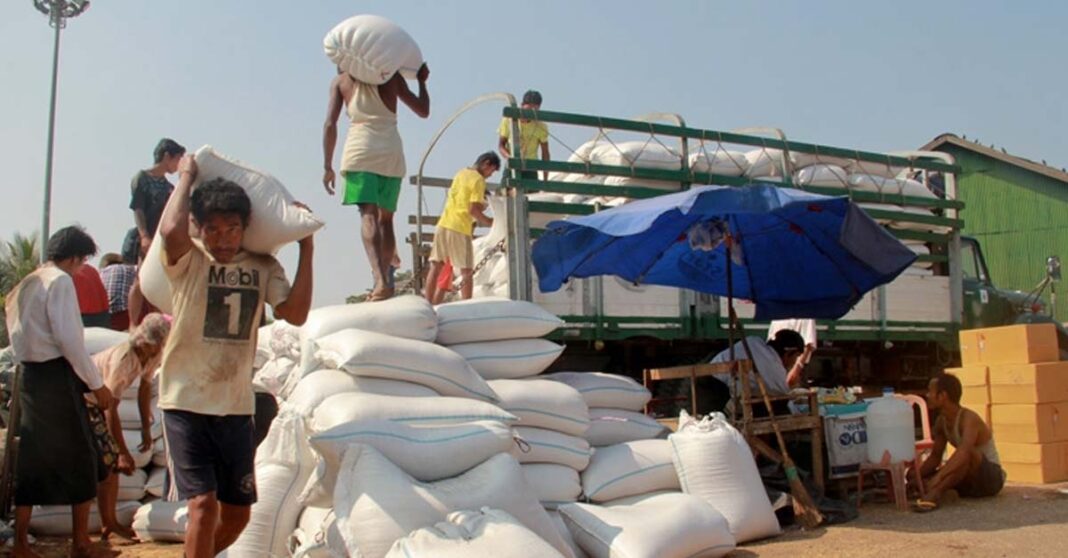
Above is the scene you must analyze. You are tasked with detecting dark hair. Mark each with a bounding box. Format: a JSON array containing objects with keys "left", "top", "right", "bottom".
[
  {"left": 768, "top": 329, "right": 805, "bottom": 356},
  {"left": 121, "top": 227, "right": 140, "bottom": 264},
  {"left": 190, "top": 178, "right": 251, "bottom": 227},
  {"left": 475, "top": 152, "right": 501, "bottom": 169},
  {"left": 522, "top": 90, "right": 543, "bottom": 106},
  {"left": 46, "top": 226, "right": 97, "bottom": 263},
  {"left": 934, "top": 373, "right": 963, "bottom": 405},
  {"left": 153, "top": 138, "right": 186, "bottom": 163}
]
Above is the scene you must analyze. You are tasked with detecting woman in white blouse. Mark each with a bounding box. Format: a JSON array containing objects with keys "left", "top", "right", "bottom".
[{"left": 5, "top": 226, "right": 115, "bottom": 558}]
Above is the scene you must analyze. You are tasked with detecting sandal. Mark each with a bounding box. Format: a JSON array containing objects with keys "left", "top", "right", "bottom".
[{"left": 912, "top": 498, "right": 940, "bottom": 513}]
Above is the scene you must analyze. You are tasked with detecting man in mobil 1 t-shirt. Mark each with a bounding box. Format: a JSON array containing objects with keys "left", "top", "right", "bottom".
[{"left": 157, "top": 155, "right": 315, "bottom": 558}]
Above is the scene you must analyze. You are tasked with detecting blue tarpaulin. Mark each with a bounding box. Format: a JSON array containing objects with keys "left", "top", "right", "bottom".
[{"left": 531, "top": 184, "right": 917, "bottom": 320}]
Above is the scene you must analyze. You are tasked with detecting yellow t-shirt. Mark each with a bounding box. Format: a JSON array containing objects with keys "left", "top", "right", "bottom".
[
  {"left": 498, "top": 117, "right": 548, "bottom": 160},
  {"left": 159, "top": 242, "right": 290, "bottom": 416},
  {"left": 437, "top": 168, "right": 487, "bottom": 236}
]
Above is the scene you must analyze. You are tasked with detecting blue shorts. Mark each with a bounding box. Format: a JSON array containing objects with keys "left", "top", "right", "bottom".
[{"left": 162, "top": 410, "right": 257, "bottom": 506}]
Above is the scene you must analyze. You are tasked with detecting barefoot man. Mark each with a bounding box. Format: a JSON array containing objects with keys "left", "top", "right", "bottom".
[
  {"left": 915, "top": 373, "right": 1005, "bottom": 511},
  {"left": 323, "top": 63, "right": 430, "bottom": 300}
]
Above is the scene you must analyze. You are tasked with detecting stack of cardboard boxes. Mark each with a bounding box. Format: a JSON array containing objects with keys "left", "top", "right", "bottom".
[{"left": 948, "top": 323, "right": 1068, "bottom": 484}]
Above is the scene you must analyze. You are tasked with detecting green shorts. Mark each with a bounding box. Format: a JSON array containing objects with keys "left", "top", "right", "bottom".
[{"left": 342, "top": 171, "right": 402, "bottom": 212}]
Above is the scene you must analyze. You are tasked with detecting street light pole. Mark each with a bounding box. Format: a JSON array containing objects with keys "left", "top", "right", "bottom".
[{"left": 33, "top": 0, "right": 90, "bottom": 262}]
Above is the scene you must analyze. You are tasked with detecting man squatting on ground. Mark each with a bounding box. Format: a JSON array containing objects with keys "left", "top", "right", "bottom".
[
  {"left": 915, "top": 373, "right": 1005, "bottom": 511},
  {"left": 157, "top": 154, "right": 314, "bottom": 558}
]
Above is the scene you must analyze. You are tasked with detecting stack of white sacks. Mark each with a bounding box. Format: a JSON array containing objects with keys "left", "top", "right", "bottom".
[
  {"left": 436, "top": 299, "right": 581, "bottom": 515},
  {"left": 101, "top": 295, "right": 788, "bottom": 557},
  {"left": 28, "top": 328, "right": 167, "bottom": 537}
]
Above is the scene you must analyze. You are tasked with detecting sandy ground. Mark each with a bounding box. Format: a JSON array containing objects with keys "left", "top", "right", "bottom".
[{"left": 5, "top": 482, "right": 1066, "bottom": 558}]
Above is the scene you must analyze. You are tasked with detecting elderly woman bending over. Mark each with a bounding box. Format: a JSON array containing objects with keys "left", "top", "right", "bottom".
[{"left": 87, "top": 312, "right": 171, "bottom": 540}]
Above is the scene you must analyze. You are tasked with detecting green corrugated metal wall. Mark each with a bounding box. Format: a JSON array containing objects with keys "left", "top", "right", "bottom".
[{"left": 937, "top": 145, "right": 1068, "bottom": 322}]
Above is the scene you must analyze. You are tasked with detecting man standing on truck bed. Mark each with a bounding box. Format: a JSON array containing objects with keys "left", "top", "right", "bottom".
[
  {"left": 914, "top": 373, "right": 1005, "bottom": 512},
  {"left": 424, "top": 152, "right": 500, "bottom": 303},
  {"left": 322, "top": 63, "right": 430, "bottom": 301},
  {"left": 499, "top": 90, "right": 550, "bottom": 180},
  {"left": 128, "top": 138, "right": 186, "bottom": 328}
]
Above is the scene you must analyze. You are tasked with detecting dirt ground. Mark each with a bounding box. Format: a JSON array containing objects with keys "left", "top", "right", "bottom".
[{"left": 5, "top": 482, "right": 1067, "bottom": 558}]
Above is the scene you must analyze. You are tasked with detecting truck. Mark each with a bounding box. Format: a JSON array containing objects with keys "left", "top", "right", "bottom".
[{"left": 407, "top": 95, "right": 1064, "bottom": 394}]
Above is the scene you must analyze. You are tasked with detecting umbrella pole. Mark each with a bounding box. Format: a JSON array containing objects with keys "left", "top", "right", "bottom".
[
  {"left": 727, "top": 237, "right": 737, "bottom": 420},
  {"left": 726, "top": 237, "right": 824, "bottom": 529}
]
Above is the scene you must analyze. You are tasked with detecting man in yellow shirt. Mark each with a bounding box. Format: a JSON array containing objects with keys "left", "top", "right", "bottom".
[
  {"left": 425, "top": 152, "right": 501, "bottom": 302},
  {"left": 498, "top": 90, "right": 550, "bottom": 180}
]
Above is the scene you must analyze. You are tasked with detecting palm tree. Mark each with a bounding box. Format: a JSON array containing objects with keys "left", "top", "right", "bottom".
[
  {"left": 0, "top": 233, "right": 40, "bottom": 292},
  {"left": 0, "top": 232, "right": 40, "bottom": 347}
]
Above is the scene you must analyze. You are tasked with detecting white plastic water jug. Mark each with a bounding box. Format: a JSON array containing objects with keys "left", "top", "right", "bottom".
[{"left": 864, "top": 388, "right": 914, "bottom": 463}]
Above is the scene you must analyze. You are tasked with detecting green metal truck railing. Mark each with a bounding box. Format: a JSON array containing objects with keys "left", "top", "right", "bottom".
[
  {"left": 409, "top": 98, "right": 964, "bottom": 345},
  {"left": 495, "top": 106, "right": 964, "bottom": 345}
]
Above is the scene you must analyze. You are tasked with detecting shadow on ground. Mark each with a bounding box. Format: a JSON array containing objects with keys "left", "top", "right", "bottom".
[{"left": 742, "top": 483, "right": 1068, "bottom": 555}]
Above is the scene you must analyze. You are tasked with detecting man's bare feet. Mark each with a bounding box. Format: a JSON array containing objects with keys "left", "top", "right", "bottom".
[
  {"left": 70, "top": 540, "right": 116, "bottom": 558},
  {"left": 12, "top": 540, "right": 44, "bottom": 558},
  {"left": 368, "top": 286, "right": 395, "bottom": 302},
  {"left": 101, "top": 524, "right": 139, "bottom": 543}
]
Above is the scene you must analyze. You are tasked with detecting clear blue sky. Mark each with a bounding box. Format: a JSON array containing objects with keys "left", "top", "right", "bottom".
[{"left": 2, "top": 0, "right": 1065, "bottom": 306}]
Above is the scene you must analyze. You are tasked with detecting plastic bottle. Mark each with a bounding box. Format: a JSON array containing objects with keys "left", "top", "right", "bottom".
[{"left": 864, "top": 387, "right": 914, "bottom": 463}]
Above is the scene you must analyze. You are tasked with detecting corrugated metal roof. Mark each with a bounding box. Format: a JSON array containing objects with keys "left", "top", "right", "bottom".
[{"left": 921, "top": 134, "right": 1068, "bottom": 185}]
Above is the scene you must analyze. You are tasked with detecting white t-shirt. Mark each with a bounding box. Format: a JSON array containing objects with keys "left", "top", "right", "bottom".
[
  {"left": 4, "top": 265, "right": 103, "bottom": 390},
  {"left": 710, "top": 336, "right": 790, "bottom": 396},
  {"left": 159, "top": 243, "right": 290, "bottom": 416}
]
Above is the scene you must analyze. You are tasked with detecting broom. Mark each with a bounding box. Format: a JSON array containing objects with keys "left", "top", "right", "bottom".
[{"left": 725, "top": 235, "right": 823, "bottom": 529}]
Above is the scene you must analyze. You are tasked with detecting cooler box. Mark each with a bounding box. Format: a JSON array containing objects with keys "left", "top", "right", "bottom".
[
  {"left": 988, "top": 362, "right": 1068, "bottom": 404},
  {"left": 959, "top": 324, "right": 1059, "bottom": 366},
  {"left": 991, "top": 402, "right": 1068, "bottom": 444},
  {"left": 823, "top": 403, "right": 868, "bottom": 479},
  {"left": 999, "top": 441, "right": 1068, "bottom": 484}
]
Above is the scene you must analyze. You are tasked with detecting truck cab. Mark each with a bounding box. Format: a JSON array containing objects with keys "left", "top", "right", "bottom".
[
  {"left": 961, "top": 235, "right": 1021, "bottom": 329},
  {"left": 961, "top": 236, "right": 1068, "bottom": 355},
  {"left": 961, "top": 235, "right": 1056, "bottom": 327}
]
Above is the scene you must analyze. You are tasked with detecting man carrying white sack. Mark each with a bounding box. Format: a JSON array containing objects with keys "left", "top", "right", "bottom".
[
  {"left": 157, "top": 155, "right": 315, "bottom": 558},
  {"left": 322, "top": 60, "right": 430, "bottom": 301}
]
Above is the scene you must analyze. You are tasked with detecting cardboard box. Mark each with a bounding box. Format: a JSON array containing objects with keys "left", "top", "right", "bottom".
[
  {"left": 961, "top": 385, "right": 991, "bottom": 407},
  {"left": 999, "top": 441, "right": 1068, "bottom": 484},
  {"left": 946, "top": 365, "right": 989, "bottom": 387},
  {"left": 991, "top": 402, "right": 1068, "bottom": 443},
  {"left": 959, "top": 324, "right": 1059, "bottom": 366},
  {"left": 988, "top": 362, "right": 1068, "bottom": 404}
]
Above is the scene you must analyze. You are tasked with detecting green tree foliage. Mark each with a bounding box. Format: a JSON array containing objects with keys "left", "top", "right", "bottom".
[{"left": 0, "top": 233, "right": 40, "bottom": 347}]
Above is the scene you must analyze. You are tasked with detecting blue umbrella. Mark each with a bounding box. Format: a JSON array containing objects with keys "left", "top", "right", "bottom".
[{"left": 532, "top": 184, "right": 917, "bottom": 320}]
